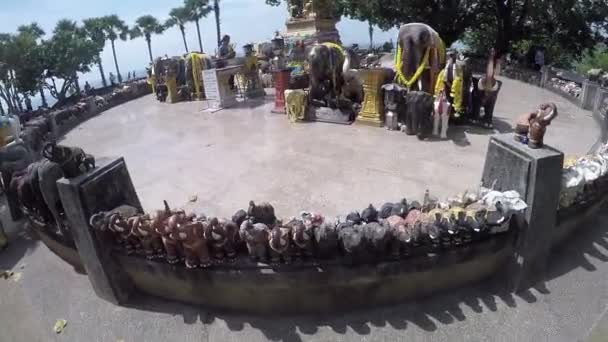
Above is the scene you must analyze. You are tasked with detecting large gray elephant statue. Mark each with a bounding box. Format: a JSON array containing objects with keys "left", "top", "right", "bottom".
[
  {"left": 395, "top": 23, "right": 445, "bottom": 93},
  {"left": 308, "top": 43, "right": 359, "bottom": 108}
]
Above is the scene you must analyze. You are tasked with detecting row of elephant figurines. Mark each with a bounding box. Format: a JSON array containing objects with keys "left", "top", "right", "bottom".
[
  {"left": 381, "top": 82, "right": 500, "bottom": 140},
  {"left": 89, "top": 200, "right": 512, "bottom": 269}
]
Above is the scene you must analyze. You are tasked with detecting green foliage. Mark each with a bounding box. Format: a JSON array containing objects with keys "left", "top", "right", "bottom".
[
  {"left": 166, "top": 7, "right": 191, "bottom": 30},
  {"left": 101, "top": 15, "right": 129, "bottom": 42},
  {"left": 184, "top": 0, "right": 213, "bottom": 21},
  {"left": 131, "top": 15, "right": 165, "bottom": 41},
  {"left": 44, "top": 20, "right": 100, "bottom": 101},
  {"left": 575, "top": 44, "right": 608, "bottom": 74}
]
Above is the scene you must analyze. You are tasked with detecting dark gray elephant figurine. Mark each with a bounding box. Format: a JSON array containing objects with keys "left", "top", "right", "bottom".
[{"left": 404, "top": 91, "right": 435, "bottom": 138}]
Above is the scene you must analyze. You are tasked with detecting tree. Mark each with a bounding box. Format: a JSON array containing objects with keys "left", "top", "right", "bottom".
[
  {"left": 185, "top": 0, "right": 213, "bottom": 53},
  {"left": 43, "top": 20, "right": 99, "bottom": 106},
  {"left": 16, "top": 23, "right": 48, "bottom": 107},
  {"left": 166, "top": 7, "right": 191, "bottom": 53},
  {"left": 213, "top": 0, "right": 221, "bottom": 47},
  {"left": 101, "top": 15, "right": 129, "bottom": 83},
  {"left": 131, "top": 15, "right": 165, "bottom": 63},
  {"left": 83, "top": 18, "right": 109, "bottom": 87}
]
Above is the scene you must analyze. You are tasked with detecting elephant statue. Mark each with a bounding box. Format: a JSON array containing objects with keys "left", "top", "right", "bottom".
[
  {"left": 308, "top": 42, "right": 357, "bottom": 108},
  {"left": 472, "top": 49, "right": 502, "bottom": 128},
  {"left": 285, "top": 89, "right": 307, "bottom": 123},
  {"left": 395, "top": 23, "right": 446, "bottom": 93},
  {"left": 514, "top": 103, "right": 558, "bottom": 148},
  {"left": 528, "top": 103, "right": 558, "bottom": 148},
  {"left": 239, "top": 220, "right": 270, "bottom": 262},
  {"left": 204, "top": 217, "right": 239, "bottom": 261},
  {"left": 128, "top": 214, "right": 164, "bottom": 259},
  {"left": 403, "top": 91, "right": 435, "bottom": 138},
  {"left": 247, "top": 201, "right": 277, "bottom": 226},
  {"left": 288, "top": 217, "right": 314, "bottom": 259},
  {"left": 0, "top": 142, "right": 33, "bottom": 220},
  {"left": 379, "top": 199, "right": 408, "bottom": 219},
  {"left": 314, "top": 221, "right": 339, "bottom": 259},
  {"left": 268, "top": 224, "right": 293, "bottom": 265},
  {"left": 175, "top": 220, "right": 212, "bottom": 269}
]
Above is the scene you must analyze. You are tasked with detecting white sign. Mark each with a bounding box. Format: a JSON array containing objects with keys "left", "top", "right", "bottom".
[{"left": 203, "top": 69, "right": 221, "bottom": 108}]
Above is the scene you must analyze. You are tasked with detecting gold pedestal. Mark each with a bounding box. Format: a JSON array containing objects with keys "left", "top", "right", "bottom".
[{"left": 357, "top": 69, "right": 388, "bottom": 127}]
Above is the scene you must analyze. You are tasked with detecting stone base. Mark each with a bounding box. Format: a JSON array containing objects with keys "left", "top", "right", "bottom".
[
  {"left": 355, "top": 116, "right": 384, "bottom": 127},
  {"left": 307, "top": 106, "right": 354, "bottom": 125},
  {"left": 245, "top": 87, "right": 266, "bottom": 99},
  {"left": 283, "top": 18, "right": 340, "bottom": 45}
]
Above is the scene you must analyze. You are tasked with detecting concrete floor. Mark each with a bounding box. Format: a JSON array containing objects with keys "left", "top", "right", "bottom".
[
  {"left": 0, "top": 77, "right": 605, "bottom": 342},
  {"left": 61, "top": 77, "right": 598, "bottom": 219}
]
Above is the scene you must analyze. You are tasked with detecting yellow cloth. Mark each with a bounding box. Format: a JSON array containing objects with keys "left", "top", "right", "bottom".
[
  {"left": 394, "top": 29, "right": 446, "bottom": 91},
  {"left": 322, "top": 42, "right": 345, "bottom": 62},
  {"left": 395, "top": 44, "right": 430, "bottom": 89},
  {"left": 189, "top": 53, "right": 205, "bottom": 99},
  {"left": 434, "top": 66, "right": 464, "bottom": 115}
]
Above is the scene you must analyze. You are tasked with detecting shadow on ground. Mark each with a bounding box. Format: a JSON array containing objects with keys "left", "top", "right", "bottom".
[{"left": 120, "top": 206, "right": 608, "bottom": 342}]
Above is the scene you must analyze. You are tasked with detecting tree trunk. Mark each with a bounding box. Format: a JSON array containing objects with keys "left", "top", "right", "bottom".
[
  {"left": 147, "top": 38, "right": 154, "bottom": 63},
  {"left": 39, "top": 85, "right": 48, "bottom": 107},
  {"left": 111, "top": 39, "right": 123, "bottom": 83},
  {"left": 214, "top": 0, "right": 221, "bottom": 47},
  {"left": 14, "top": 93, "right": 23, "bottom": 113},
  {"left": 74, "top": 73, "right": 81, "bottom": 95},
  {"left": 0, "top": 100, "right": 5, "bottom": 115},
  {"left": 98, "top": 56, "right": 108, "bottom": 88},
  {"left": 369, "top": 22, "right": 374, "bottom": 49},
  {"left": 195, "top": 19, "right": 204, "bottom": 53},
  {"left": 181, "top": 26, "right": 189, "bottom": 53}
]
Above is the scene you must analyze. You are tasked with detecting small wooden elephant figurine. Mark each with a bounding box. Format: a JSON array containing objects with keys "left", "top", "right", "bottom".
[
  {"left": 89, "top": 205, "right": 140, "bottom": 254},
  {"left": 385, "top": 215, "right": 411, "bottom": 258},
  {"left": 314, "top": 221, "right": 339, "bottom": 259},
  {"left": 205, "top": 217, "right": 239, "bottom": 261},
  {"left": 514, "top": 103, "right": 558, "bottom": 148},
  {"left": 175, "top": 220, "right": 212, "bottom": 269},
  {"left": 248, "top": 201, "right": 277, "bottom": 226},
  {"left": 239, "top": 220, "right": 270, "bottom": 262},
  {"left": 268, "top": 224, "right": 293, "bottom": 265},
  {"left": 157, "top": 211, "right": 191, "bottom": 264},
  {"left": 128, "top": 214, "right": 165, "bottom": 259},
  {"left": 289, "top": 217, "right": 314, "bottom": 259}
]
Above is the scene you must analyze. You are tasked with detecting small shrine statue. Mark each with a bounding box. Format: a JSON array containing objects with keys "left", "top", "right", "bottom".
[
  {"left": 271, "top": 36, "right": 287, "bottom": 71},
  {"left": 242, "top": 44, "right": 265, "bottom": 98},
  {"left": 514, "top": 103, "right": 558, "bottom": 149},
  {"left": 288, "top": 0, "right": 304, "bottom": 19},
  {"left": 217, "top": 35, "right": 236, "bottom": 60}
]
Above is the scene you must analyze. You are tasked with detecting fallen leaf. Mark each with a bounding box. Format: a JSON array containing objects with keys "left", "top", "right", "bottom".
[
  {"left": 19, "top": 263, "right": 27, "bottom": 270},
  {"left": 189, "top": 195, "right": 198, "bottom": 203},
  {"left": 53, "top": 319, "right": 67, "bottom": 334},
  {"left": 1, "top": 270, "right": 14, "bottom": 279},
  {"left": 11, "top": 272, "right": 22, "bottom": 282}
]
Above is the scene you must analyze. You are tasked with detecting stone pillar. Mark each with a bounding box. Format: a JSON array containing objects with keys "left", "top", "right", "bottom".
[
  {"left": 356, "top": 69, "right": 388, "bottom": 127},
  {"left": 57, "top": 157, "right": 142, "bottom": 304},
  {"left": 540, "top": 66, "right": 550, "bottom": 89},
  {"left": 272, "top": 70, "right": 291, "bottom": 114},
  {"left": 166, "top": 77, "right": 178, "bottom": 104},
  {"left": 481, "top": 134, "right": 564, "bottom": 291}
]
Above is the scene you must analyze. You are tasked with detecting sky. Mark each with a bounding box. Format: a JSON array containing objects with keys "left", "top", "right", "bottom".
[{"left": 0, "top": 0, "right": 399, "bottom": 86}]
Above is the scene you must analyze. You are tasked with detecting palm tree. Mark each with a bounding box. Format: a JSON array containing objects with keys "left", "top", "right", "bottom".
[
  {"left": 83, "top": 18, "right": 108, "bottom": 87},
  {"left": 184, "top": 0, "right": 212, "bottom": 53},
  {"left": 166, "top": 7, "right": 191, "bottom": 53},
  {"left": 131, "top": 15, "right": 165, "bottom": 63},
  {"left": 213, "top": 0, "right": 221, "bottom": 47},
  {"left": 101, "top": 15, "right": 129, "bottom": 83}
]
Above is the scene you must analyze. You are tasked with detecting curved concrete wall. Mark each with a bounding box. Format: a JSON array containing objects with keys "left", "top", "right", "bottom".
[{"left": 118, "top": 233, "right": 515, "bottom": 314}]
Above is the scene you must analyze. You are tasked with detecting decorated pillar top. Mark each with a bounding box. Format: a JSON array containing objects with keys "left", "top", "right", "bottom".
[{"left": 288, "top": 0, "right": 338, "bottom": 21}]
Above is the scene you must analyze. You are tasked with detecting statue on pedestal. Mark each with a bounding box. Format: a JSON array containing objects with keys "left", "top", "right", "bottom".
[{"left": 242, "top": 44, "right": 265, "bottom": 98}]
